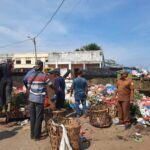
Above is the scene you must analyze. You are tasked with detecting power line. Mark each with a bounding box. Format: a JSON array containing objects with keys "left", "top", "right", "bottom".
[
  {"left": 0, "top": 0, "right": 66, "bottom": 49},
  {"left": 0, "top": 39, "right": 30, "bottom": 49},
  {"left": 35, "top": 0, "right": 66, "bottom": 38},
  {"left": 63, "top": 0, "right": 82, "bottom": 21}
]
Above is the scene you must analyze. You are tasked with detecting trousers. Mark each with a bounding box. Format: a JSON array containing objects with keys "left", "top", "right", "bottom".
[
  {"left": 75, "top": 97, "right": 87, "bottom": 115},
  {"left": 29, "top": 101, "right": 44, "bottom": 139},
  {"left": 117, "top": 101, "right": 130, "bottom": 124},
  {"left": 56, "top": 94, "right": 65, "bottom": 109},
  {"left": 0, "top": 77, "right": 12, "bottom": 107}
]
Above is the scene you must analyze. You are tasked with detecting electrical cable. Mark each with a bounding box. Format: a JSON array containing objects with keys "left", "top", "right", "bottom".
[
  {"left": 0, "top": 0, "right": 66, "bottom": 49},
  {"left": 35, "top": 0, "right": 66, "bottom": 38},
  {"left": 0, "top": 39, "right": 30, "bottom": 49}
]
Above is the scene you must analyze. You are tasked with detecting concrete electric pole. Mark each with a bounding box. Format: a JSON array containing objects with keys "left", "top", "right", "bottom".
[{"left": 27, "top": 36, "right": 37, "bottom": 62}]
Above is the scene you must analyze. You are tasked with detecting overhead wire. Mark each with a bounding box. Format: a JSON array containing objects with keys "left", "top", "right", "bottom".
[
  {"left": 0, "top": 0, "right": 66, "bottom": 49},
  {"left": 35, "top": 0, "right": 66, "bottom": 38},
  {"left": 63, "top": 0, "right": 82, "bottom": 21},
  {"left": 36, "top": 0, "right": 83, "bottom": 49},
  {"left": 0, "top": 39, "right": 30, "bottom": 49}
]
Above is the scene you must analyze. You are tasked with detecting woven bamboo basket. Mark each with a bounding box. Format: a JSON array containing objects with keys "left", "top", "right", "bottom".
[
  {"left": 47, "top": 117, "right": 80, "bottom": 150},
  {"left": 52, "top": 109, "right": 67, "bottom": 118},
  {"left": 5, "top": 107, "right": 30, "bottom": 122},
  {"left": 45, "top": 109, "right": 67, "bottom": 124},
  {"left": 88, "top": 103, "right": 112, "bottom": 128},
  {"left": 44, "top": 108, "right": 68, "bottom": 132}
]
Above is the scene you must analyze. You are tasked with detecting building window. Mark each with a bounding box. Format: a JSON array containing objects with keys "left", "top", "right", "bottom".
[
  {"left": 16, "top": 60, "right": 21, "bottom": 64},
  {"left": 26, "top": 60, "right": 31, "bottom": 64}
]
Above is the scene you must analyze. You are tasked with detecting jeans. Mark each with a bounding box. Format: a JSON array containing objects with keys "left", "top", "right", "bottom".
[
  {"left": 75, "top": 97, "right": 87, "bottom": 116},
  {"left": 29, "top": 101, "right": 44, "bottom": 139}
]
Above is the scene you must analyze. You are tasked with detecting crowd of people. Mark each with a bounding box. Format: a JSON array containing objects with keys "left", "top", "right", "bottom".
[
  {"left": 22, "top": 60, "right": 88, "bottom": 140},
  {"left": 0, "top": 59, "right": 135, "bottom": 141}
]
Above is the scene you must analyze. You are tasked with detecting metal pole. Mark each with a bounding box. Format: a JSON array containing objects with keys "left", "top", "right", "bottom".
[{"left": 27, "top": 36, "right": 37, "bottom": 63}]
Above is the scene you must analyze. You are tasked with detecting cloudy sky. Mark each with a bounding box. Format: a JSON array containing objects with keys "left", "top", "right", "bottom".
[{"left": 0, "top": 0, "right": 150, "bottom": 67}]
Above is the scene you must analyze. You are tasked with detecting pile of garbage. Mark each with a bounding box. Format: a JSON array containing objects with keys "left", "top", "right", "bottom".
[
  {"left": 124, "top": 68, "right": 150, "bottom": 78},
  {"left": 87, "top": 84, "right": 116, "bottom": 106},
  {"left": 12, "top": 86, "right": 27, "bottom": 108},
  {"left": 65, "top": 80, "right": 150, "bottom": 125},
  {"left": 134, "top": 91, "right": 150, "bottom": 125},
  {"left": 65, "top": 83, "right": 117, "bottom": 110}
]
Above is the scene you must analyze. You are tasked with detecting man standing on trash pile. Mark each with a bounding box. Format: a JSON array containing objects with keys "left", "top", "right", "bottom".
[
  {"left": 0, "top": 59, "right": 13, "bottom": 112},
  {"left": 115, "top": 70, "right": 134, "bottom": 130},
  {"left": 70, "top": 69, "right": 88, "bottom": 118},
  {"left": 23, "top": 60, "right": 53, "bottom": 140},
  {"left": 53, "top": 68, "right": 66, "bottom": 109}
]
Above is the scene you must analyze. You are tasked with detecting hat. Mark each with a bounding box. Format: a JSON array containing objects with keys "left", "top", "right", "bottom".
[
  {"left": 120, "top": 70, "right": 128, "bottom": 75},
  {"left": 53, "top": 68, "right": 60, "bottom": 75},
  {"left": 35, "top": 60, "right": 43, "bottom": 70}
]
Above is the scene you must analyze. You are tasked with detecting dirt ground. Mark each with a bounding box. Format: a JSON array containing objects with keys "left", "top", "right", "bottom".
[{"left": 0, "top": 117, "right": 150, "bottom": 150}]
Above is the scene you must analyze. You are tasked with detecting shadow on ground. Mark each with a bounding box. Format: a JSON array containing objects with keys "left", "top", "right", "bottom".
[{"left": 0, "top": 126, "right": 22, "bottom": 141}]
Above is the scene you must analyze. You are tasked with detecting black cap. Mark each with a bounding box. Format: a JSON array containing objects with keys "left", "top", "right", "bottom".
[
  {"left": 35, "top": 60, "right": 43, "bottom": 70},
  {"left": 53, "top": 68, "right": 60, "bottom": 75}
]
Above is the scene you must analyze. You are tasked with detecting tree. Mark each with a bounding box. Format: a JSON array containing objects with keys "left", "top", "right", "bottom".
[{"left": 75, "top": 43, "right": 102, "bottom": 51}]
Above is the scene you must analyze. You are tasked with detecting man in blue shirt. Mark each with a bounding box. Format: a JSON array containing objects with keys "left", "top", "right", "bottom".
[{"left": 71, "top": 69, "right": 88, "bottom": 117}]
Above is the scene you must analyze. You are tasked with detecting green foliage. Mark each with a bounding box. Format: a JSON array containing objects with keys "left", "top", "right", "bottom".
[
  {"left": 12, "top": 93, "right": 26, "bottom": 108},
  {"left": 75, "top": 43, "right": 102, "bottom": 51},
  {"left": 134, "top": 91, "right": 143, "bottom": 101},
  {"left": 130, "top": 104, "right": 142, "bottom": 117}
]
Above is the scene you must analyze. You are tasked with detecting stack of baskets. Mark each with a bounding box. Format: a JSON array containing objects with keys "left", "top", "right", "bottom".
[
  {"left": 52, "top": 109, "right": 67, "bottom": 118},
  {"left": 88, "top": 103, "right": 112, "bottom": 128},
  {"left": 47, "top": 117, "right": 80, "bottom": 150},
  {"left": 44, "top": 108, "right": 67, "bottom": 126}
]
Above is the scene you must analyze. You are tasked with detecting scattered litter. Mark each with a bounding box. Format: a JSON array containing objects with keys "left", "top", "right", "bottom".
[
  {"left": 17, "top": 119, "right": 29, "bottom": 126},
  {"left": 112, "top": 118, "right": 119, "bottom": 125},
  {"left": 132, "top": 134, "right": 144, "bottom": 143},
  {"left": 116, "top": 135, "right": 128, "bottom": 141}
]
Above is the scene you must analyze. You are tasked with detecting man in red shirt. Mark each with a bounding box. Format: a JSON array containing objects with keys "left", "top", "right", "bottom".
[{"left": 115, "top": 70, "right": 134, "bottom": 129}]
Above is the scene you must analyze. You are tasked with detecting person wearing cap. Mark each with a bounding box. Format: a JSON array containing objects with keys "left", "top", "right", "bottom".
[
  {"left": 115, "top": 70, "right": 134, "bottom": 129},
  {"left": 70, "top": 69, "right": 88, "bottom": 118},
  {"left": 23, "top": 60, "right": 53, "bottom": 140},
  {"left": 0, "top": 59, "right": 13, "bottom": 112},
  {"left": 53, "top": 68, "right": 65, "bottom": 109}
]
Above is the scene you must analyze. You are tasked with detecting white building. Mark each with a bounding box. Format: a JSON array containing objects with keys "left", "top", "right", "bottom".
[
  {"left": 13, "top": 53, "right": 49, "bottom": 70},
  {"left": 0, "top": 50, "right": 105, "bottom": 71},
  {"left": 46, "top": 50, "right": 105, "bottom": 70},
  {"left": 0, "top": 54, "right": 13, "bottom": 61}
]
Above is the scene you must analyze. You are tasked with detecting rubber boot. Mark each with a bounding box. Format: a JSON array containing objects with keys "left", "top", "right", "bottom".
[{"left": 7, "top": 103, "right": 11, "bottom": 112}]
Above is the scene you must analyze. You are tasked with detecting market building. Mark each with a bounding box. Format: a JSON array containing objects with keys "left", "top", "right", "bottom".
[
  {"left": 45, "top": 50, "right": 105, "bottom": 70},
  {"left": 0, "top": 54, "right": 13, "bottom": 61},
  {"left": 13, "top": 52, "right": 49, "bottom": 71},
  {"left": 0, "top": 50, "right": 105, "bottom": 71}
]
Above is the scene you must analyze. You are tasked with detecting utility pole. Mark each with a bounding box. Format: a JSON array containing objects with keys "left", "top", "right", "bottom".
[{"left": 27, "top": 36, "right": 37, "bottom": 62}]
